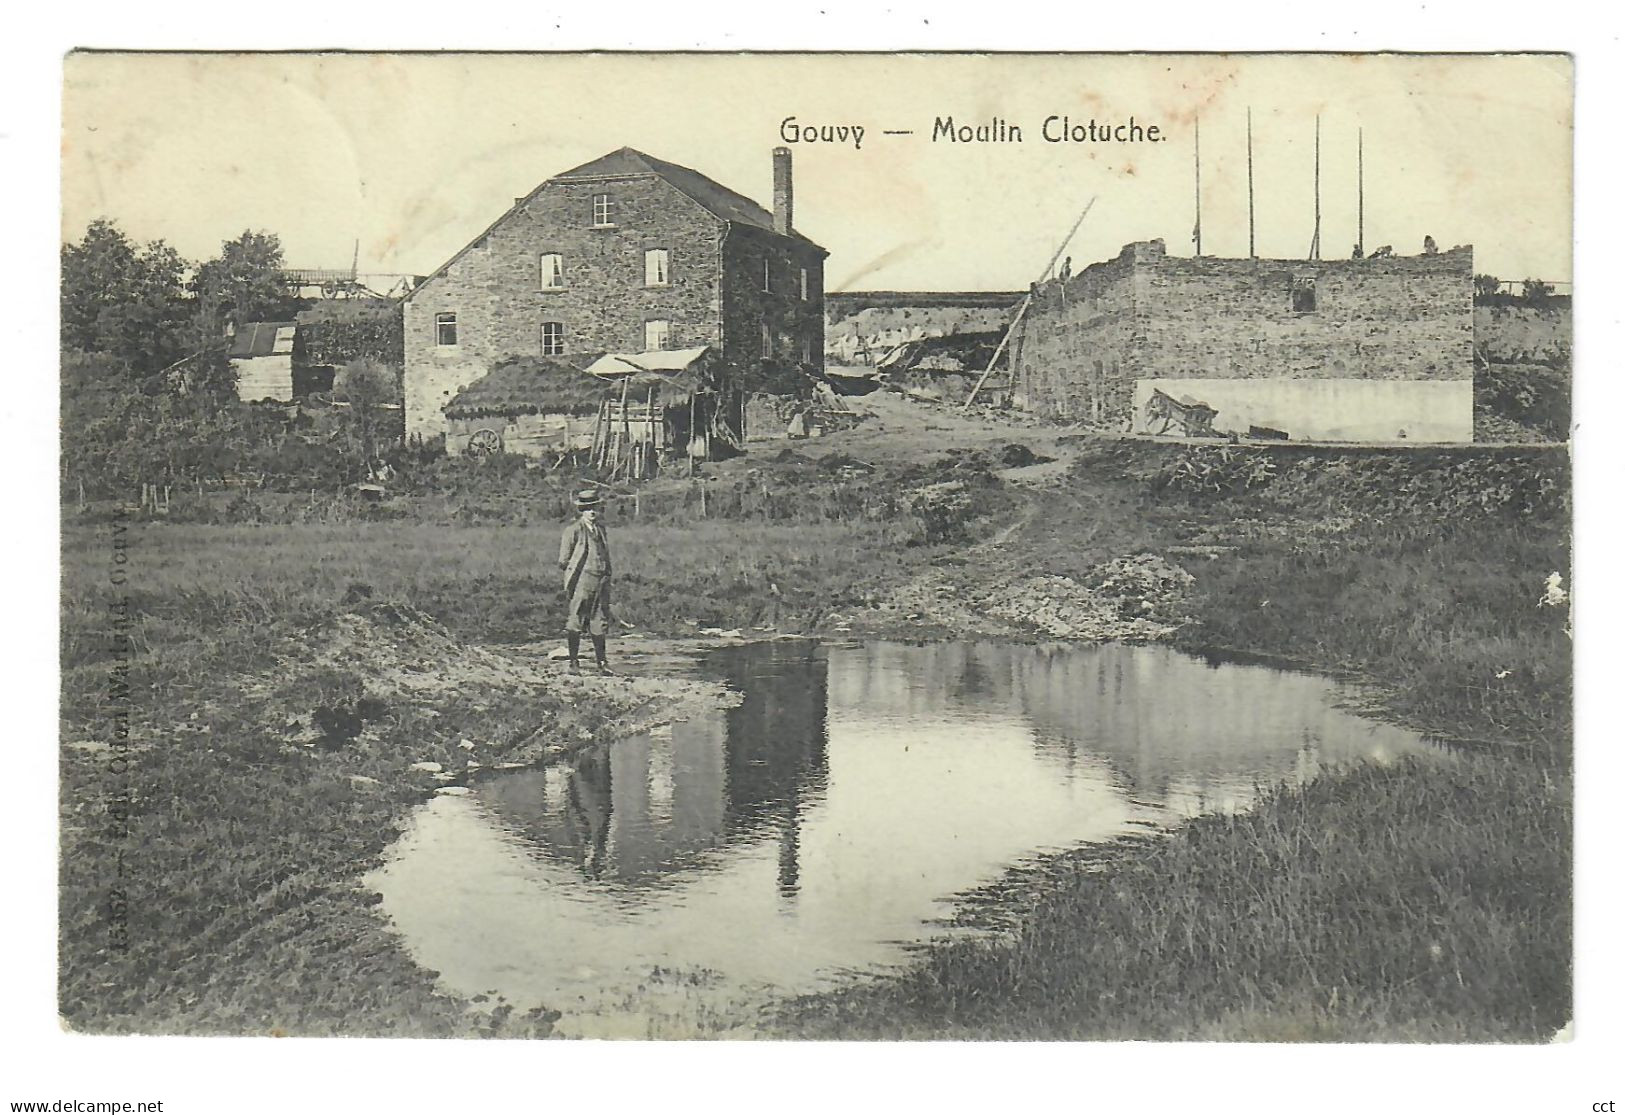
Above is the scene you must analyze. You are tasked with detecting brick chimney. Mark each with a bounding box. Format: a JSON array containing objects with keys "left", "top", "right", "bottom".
[{"left": 773, "top": 147, "right": 793, "bottom": 236}]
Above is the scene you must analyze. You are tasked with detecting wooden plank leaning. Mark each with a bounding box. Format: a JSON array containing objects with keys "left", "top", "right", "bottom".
[{"left": 962, "top": 196, "right": 1097, "bottom": 411}]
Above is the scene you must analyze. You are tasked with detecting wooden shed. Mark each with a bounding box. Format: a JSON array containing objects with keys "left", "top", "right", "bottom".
[
  {"left": 583, "top": 346, "right": 746, "bottom": 478},
  {"left": 230, "top": 321, "right": 299, "bottom": 402}
]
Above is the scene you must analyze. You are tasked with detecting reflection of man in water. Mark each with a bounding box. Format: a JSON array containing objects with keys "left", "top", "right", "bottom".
[
  {"left": 563, "top": 747, "right": 612, "bottom": 879},
  {"left": 558, "top": 488, "right": 613, "bottom": 673}
]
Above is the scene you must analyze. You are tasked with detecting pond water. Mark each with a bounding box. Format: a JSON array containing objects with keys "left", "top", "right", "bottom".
[{"left": 368, "top": 640, "right": 1435, "bottom": 1037}]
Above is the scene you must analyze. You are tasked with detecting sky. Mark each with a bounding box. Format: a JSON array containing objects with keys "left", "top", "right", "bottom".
[{"left": 61, "top": 52, "right": 1572, "bottom": 291}]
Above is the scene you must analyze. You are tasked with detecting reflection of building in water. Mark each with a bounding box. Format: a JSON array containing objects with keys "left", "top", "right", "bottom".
[
  {"left": 476, "top": 642, "right": 828, "bottom": 892},
  {"left": 825, "top": 640, "right": 1427, "bottom": 807},
  {"left": 712, "top": 641, "right": 830, "bottom": 899},
  {"left": 825, "top": 641, "right": 1029, "bottom": 724}
]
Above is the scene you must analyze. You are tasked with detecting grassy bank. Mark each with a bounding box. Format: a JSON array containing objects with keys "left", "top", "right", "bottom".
[
  {"left": 1073, "top": 441, "right": 1571, "bottom": 752},
  {"left": 777, "top": 756, "right": 1571, "bottom": 1041},
  {"left": 59, "top": 419, "right": 1572, "bottom": 1039}
]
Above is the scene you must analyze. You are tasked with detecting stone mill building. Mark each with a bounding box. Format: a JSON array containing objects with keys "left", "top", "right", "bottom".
[{"left": 402, "top": 146, "right": 828, "bottom": 441}]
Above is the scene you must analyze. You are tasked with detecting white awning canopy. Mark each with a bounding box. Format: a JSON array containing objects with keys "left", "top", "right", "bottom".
[{"left": 585, "top": 346, "right": 711, "bottom": 381}]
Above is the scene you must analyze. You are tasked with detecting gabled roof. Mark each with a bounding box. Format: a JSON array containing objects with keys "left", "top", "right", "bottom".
[
  {"left": 554, "top": 147, "right": 823, "bottom": 251},
  {"left": 405, "top": 147, "right": 823, "bottom": 302}
]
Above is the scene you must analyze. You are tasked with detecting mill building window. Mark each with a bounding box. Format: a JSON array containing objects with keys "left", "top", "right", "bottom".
[
  {"left": 800, "top": 267, "right": 810, "bottom": 301},
  {"left": 540, "top": 253, "right": 565, "bottom": 289},
  {"left": 541, "top": 322, "right": 566, "bottom": 356},
  {"left": 645, "top": 248, "right": 670, "bottom": 287},
  {"left": 592, "top": 193, "right": 614, "bottom": 227},
  {"left": 761, "top": 321, "right": 773, "bottom": 357},
  {"left": 644, "top": 319, "right": 672, "bottom": 352},
  {"left": 435, "top": 313, "right": 458, "bottom": 346},
  {"left": 762, "top": 257, "right": 773, "bottom": 294},
  {"left": 1291, "top": 276, "right": 1318, "bottom": 313}
]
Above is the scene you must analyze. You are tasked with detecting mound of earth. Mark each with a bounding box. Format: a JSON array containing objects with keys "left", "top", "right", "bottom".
[
  {"left": 218, "top": 600, "right": 738, "bottom": 771},
  {"left": 849, "top": 552, "right": 1195, "bottom": 642}
]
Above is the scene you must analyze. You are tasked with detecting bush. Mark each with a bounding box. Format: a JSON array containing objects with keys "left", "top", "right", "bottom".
[
  {"left": 294, "top": 300, "right": 403, "bottom": 367},
  {"left": 1152, "top": 446, "right": 1278, "bottom": 497},
  {"left": 1475, "top": 362, "right": 1569, "bottom": 441},
  {"left": 333, "top": 359, "right": 405, "bottom": 469},
  {"left": 60, "top": 347, "right": 387, "bottom": 500}
]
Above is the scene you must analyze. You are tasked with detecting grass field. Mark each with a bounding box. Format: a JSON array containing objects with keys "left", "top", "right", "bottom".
[{"left": 58, "top": 408, "right": 1572, "bottom": 1039}]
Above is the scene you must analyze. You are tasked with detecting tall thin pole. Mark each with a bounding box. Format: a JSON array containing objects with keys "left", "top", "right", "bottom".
[
  {"left": 1357, "top": 127, "right": 1365, "bottom": 257},
  {"left": 1193, "top": 116, "right": 1203, "bottom": 257},
  {"left": 1247, "top": 108, "right": 1256, "bottom": 258},
  {"left": 1310, "top": 115, "right": 1321, "bottom": 260}
]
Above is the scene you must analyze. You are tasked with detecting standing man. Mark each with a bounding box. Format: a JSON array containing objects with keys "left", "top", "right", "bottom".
[{"left": 558, "top": 488, "right": 614, "bottom": 674}]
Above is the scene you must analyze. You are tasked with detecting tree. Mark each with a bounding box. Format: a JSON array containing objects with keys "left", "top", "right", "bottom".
[
  {"left": 1521, "top": 278, "right": 1554, "bottom": 304},
  {"left": 1473, "top": 274, "right": 1503, "bottom": 301},
  {"left": 333, "top": 359, "right": 404, "bottom": 470},
  {"left": 60, "top": 219, "right": 193, "bottom": 372},
  {"left": 194, "top": 230, "right": 290, "bottom": 332}
]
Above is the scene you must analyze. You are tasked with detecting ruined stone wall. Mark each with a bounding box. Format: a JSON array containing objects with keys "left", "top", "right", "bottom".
[
  {"left": 404, "top": 175, "right": 723, "bottom": 438},
  {"left": 1009, "top": 243, "right": 1146, "bottom": 423},
  {"left": 1012, "top": 240, "right": 1474, "bottom": 433},
  {"left": 1136, "top": 246, "right": 1474, "bottom": 384}
]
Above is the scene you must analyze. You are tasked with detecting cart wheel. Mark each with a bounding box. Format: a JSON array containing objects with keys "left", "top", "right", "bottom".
[{"left": 466, "top": 428, "right": 502, "bottom": 457}]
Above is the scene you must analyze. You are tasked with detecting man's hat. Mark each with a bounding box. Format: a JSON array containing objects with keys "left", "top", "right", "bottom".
[{"left": 573, "top": 488, "right": 603, "bottom": 510}]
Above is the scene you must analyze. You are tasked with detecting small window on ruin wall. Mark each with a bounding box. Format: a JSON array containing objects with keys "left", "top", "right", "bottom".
[{"left": 1291, "top": 276, "right": 1318, "bottom": 314}]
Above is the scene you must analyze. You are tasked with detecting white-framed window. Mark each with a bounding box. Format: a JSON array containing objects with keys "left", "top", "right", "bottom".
[
  {"left": 435, "top": 313, "right": 458, "bottom": 346},
  {"left": 644, "top": 248, "right": 670, "bottom": 287},
  {"left": 801, "top": 335, "right": 813, "bottom": 364},
  {"left": 644, "top": 319, "right": 672, "bottom": 352},
  {"left": 592, "top": 193, "right": 613, "bottom": 227},
  {"left": 540, "top": 253, "right": 565, "bottom": 289},
  {"left": 762, "top": 257, "right": 773, "bottom": 293},
  {"left": 800, "top": 267, "right": 810, "bottom": 301},
  {"left": 761, "top": 321, "right": 773, "bottom": 357},
  {"left": 541, "top": 322, "right": 565, "bottom": 355}
]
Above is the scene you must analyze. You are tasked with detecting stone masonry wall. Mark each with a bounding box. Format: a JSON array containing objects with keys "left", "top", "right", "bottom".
[
  {"left": 1010, "top": 243, "right": 1146, "bottom": 422},
  {"left": 720, "top": 224, "right": 826, "bottom": 374},
  {"left": 1012, "top": 240, "right": 1474, "bottom": 428},
  {"left": 404, "top": 175, "right": 724, "bottom": 439},
  {"left": 1136, "top": 246, "right": 1474, "bottom": 383}
]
